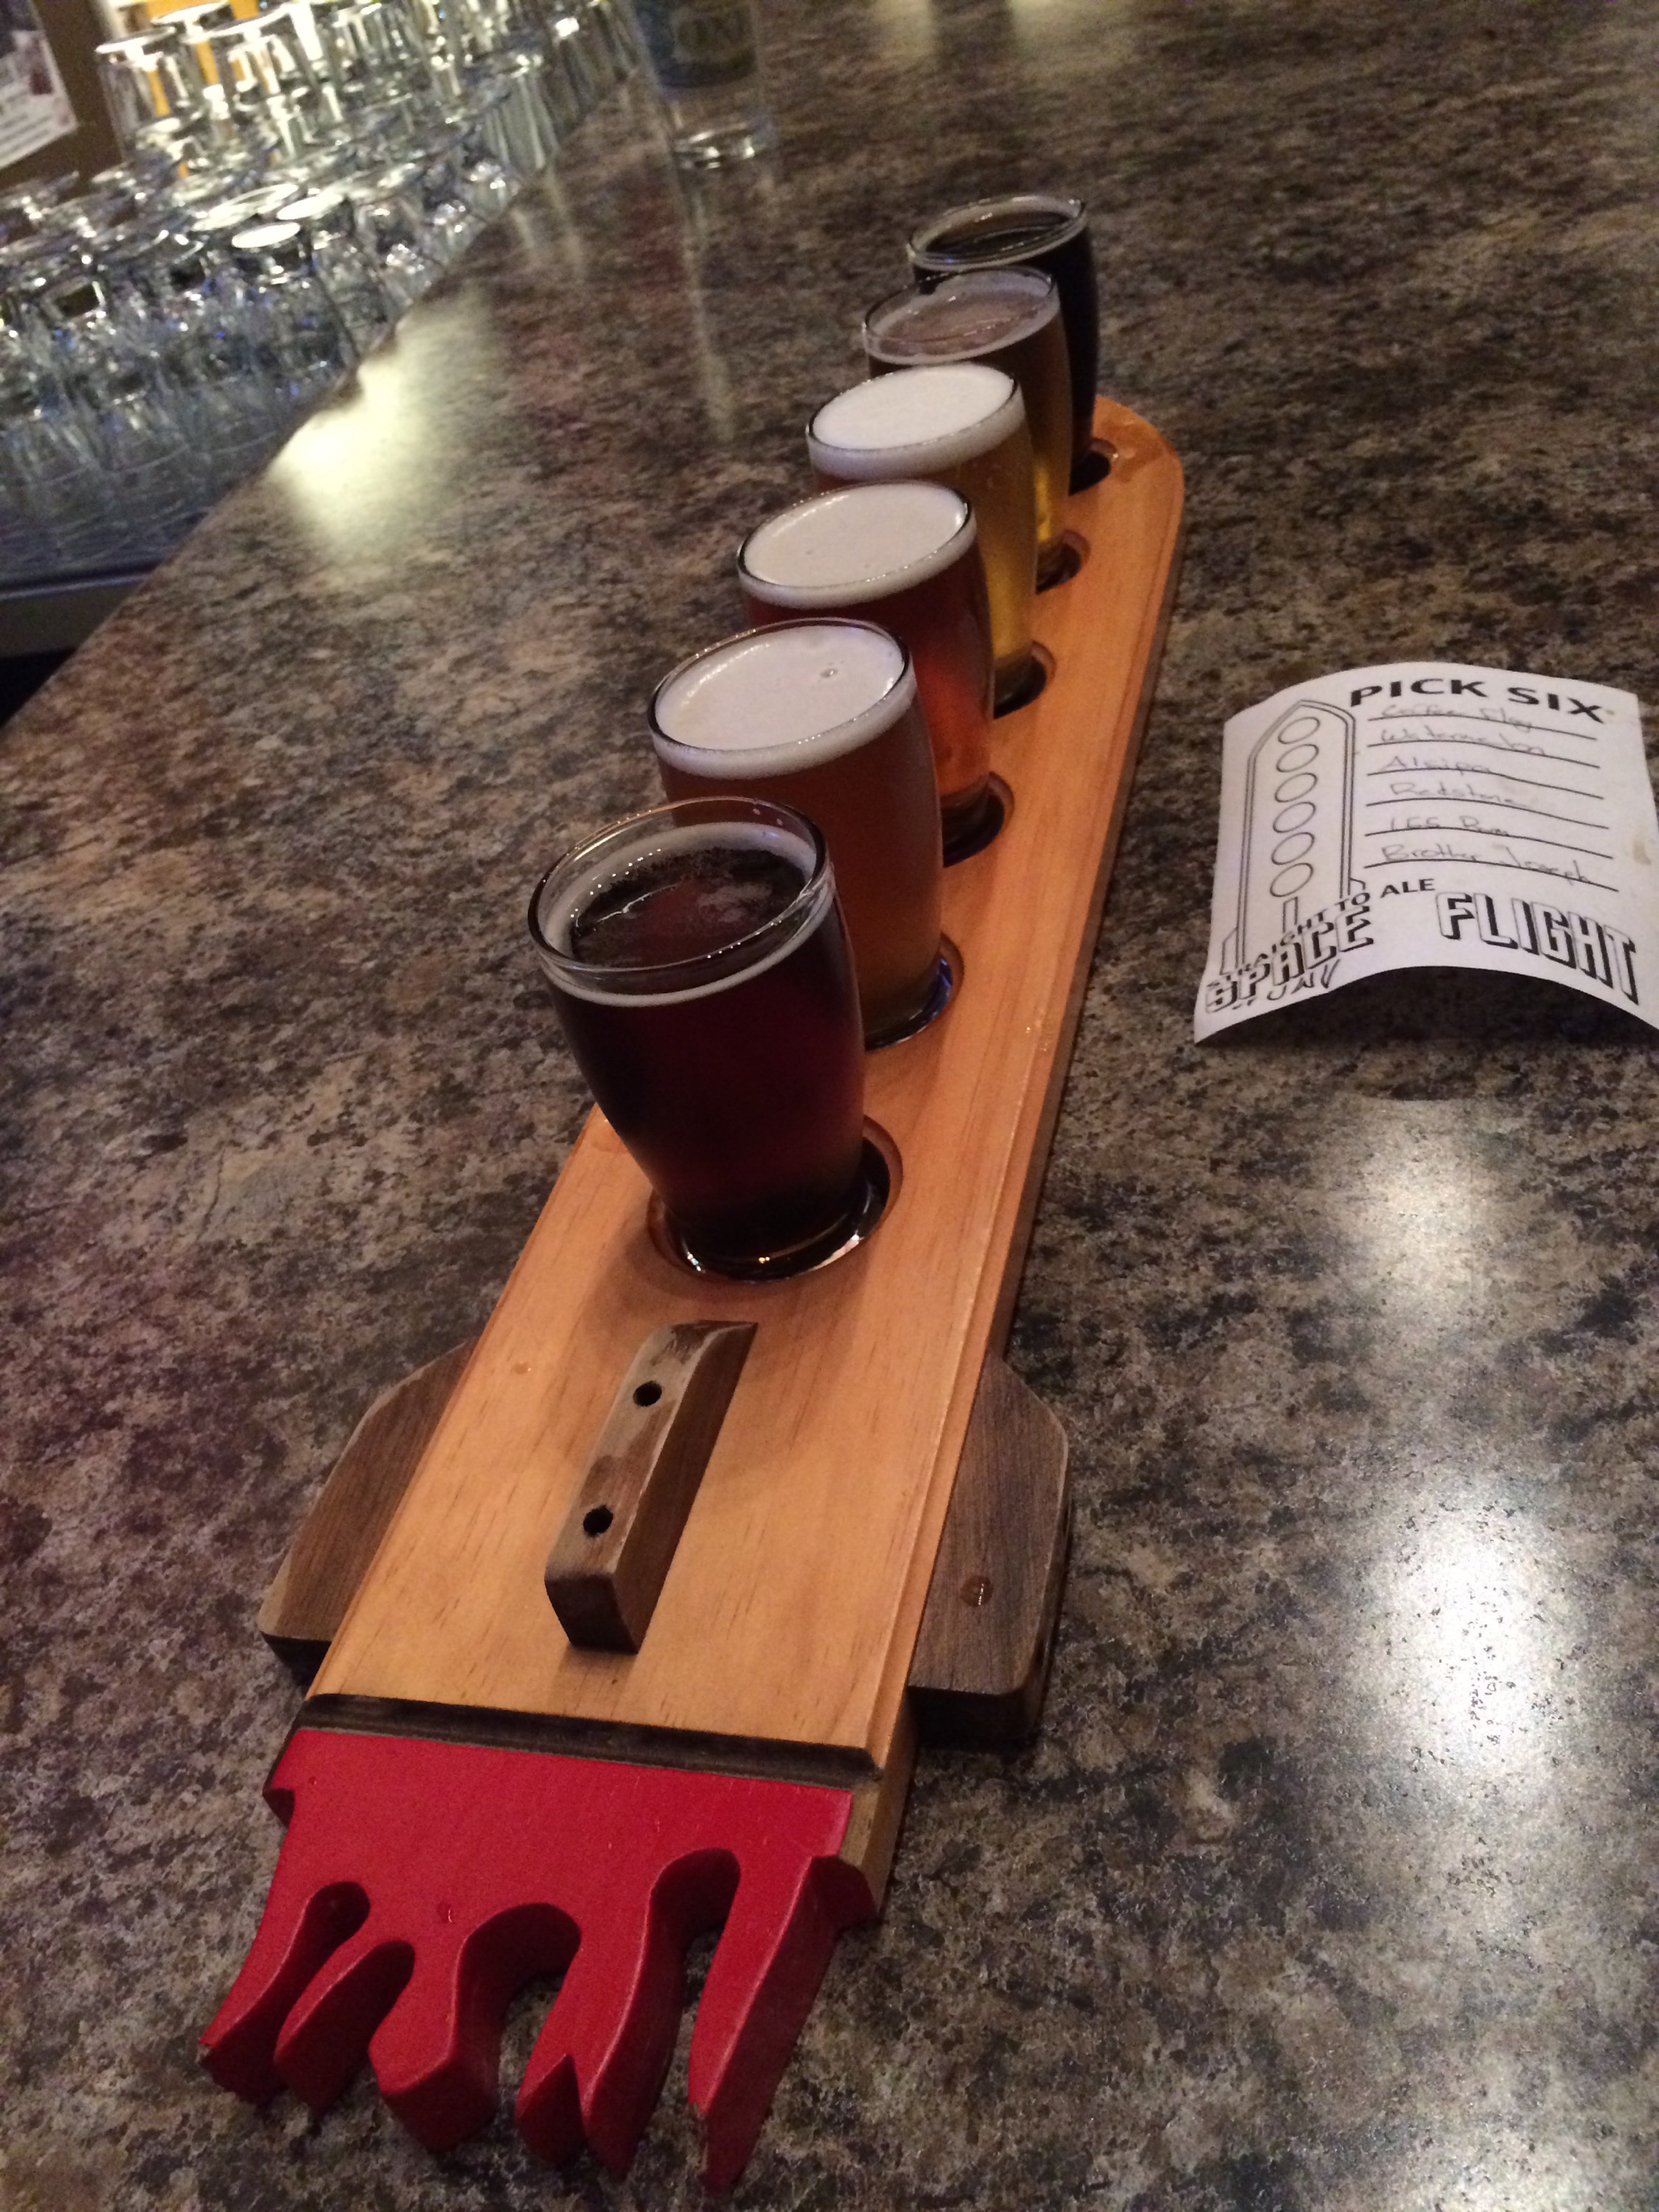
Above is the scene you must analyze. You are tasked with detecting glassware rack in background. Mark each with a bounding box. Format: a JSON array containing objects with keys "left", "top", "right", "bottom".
[{"left": 0, "top": 0, "right": 634, "bottom": 595}]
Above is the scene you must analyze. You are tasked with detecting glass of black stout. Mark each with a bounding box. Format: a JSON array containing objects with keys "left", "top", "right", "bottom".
[
  {"left": 529, "top": 796, "right": 868, "bottom": 1279},
  {"left": 907, "top": 192, "right": 1102, "bottom": 488}
]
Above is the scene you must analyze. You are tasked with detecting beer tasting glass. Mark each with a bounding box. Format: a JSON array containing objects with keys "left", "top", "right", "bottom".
[
  {"left": 737, "top": 482, "right": 996, "bottom": 858},
  {"left": 650, "top": 621, "right": 946, "bottom": 1045},
  {"left": 908, "top": 192, "right": 1100, "bottom": 484},
  {"left": 807, "top": 364, "right": 1037, "bottom": 709},
  {"left": 863, "top": 268, "right": 1071, "bottom": 587},
  {"left": 529, "top": 796, "right": 868, "bottom": 1278}
]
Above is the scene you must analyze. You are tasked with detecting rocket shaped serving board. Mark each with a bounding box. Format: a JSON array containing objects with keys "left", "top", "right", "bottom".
[{"left": 202, "top": 402, "right": 1185, "bottom": 2185}]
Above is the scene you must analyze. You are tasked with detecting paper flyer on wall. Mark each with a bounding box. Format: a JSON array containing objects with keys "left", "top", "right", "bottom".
[
  {"left": 1194, "top": 661, "right": 1659, "bottom": 1040},
  {"left": 0, "top": 0, "right": 75, "bottom": 170}
]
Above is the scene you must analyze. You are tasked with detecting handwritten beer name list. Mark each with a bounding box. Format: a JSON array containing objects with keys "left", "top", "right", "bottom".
[
  {"left": 1194, "top": 661, "right": 1659, "bottom": 1040},
  {"left": 1363, "top": 673, "right": 1615, "bottom": 890}
]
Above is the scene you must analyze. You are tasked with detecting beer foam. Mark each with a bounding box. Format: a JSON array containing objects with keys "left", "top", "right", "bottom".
[
  {"left": 652, "top": 620, "right": 917, "bottom": 780},
  {"left": 536, "top": 815, "right": 829, "bottom": 1006},
  {"left": 740, "top": 482, "right": 975, "bottom": 610},
  {"left": 865, "top": 270, "right": 1057, "bottom": 365},
  {"left": 807, "top": 364, "right": 1024, "bottom": 479}
]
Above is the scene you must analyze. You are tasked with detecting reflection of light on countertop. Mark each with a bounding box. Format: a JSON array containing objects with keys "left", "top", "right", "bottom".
[
  {"left": 870, "top": 0, "right": 936, "bottom": 61},
  {"left": 1009, "top": 0, "right": 1138, "bottom": 46},
  {"left": 1344, "top": 1105, "right": 1490, "bottom": 1327},
  {"left": 1366, "top": 1502, "right": 1570, "bottom": 1778},
  {"left": 270, "top": 297, "right": 501, "bottom": 562},
  {"left": 1377, "top": 2126, "right": 1612, "bottom": 2211}
]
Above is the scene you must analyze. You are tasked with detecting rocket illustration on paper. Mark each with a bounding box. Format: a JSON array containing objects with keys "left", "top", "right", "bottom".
[{"left": 1220, "top": 699, "right": 1360, "bottom": 970}]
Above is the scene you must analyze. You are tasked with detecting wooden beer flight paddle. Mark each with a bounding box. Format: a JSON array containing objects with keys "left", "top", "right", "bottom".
[{"left": 201, "top": 400, "right": 1183, "bottom": 2186}]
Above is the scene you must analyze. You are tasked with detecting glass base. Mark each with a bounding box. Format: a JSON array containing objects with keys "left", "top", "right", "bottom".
[
  {"left": 671, "top": 119, "right": 775, "bottom": 164},
  {"left": 1037, "top": 535, "right": 1085, "bottom": 592},
  {"left": 665, "top": 105, "right": 776, "bottom": 164},
  {"left": 943, "top": 777, "right": 1010, "bottom": 865},
  {"left": 866, "top": 940, "right": 959, "bottom": 1050},
  {"left": 1070, "top": 443, "right": 1113, "bottom": 493},
  {"left": 652, "top": 1128, "right": 894, "bottom": 1281},
  {"left": 994, "top": 651, "right": 1050, "bottom": 717}
]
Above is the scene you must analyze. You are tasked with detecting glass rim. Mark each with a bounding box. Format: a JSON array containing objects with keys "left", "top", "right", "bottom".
[
  {"left": 807, "top": 362, "right": 1024, "bottom": 479},
  {"left": 650, "top": 618, "right": 917, "bottom": 781},
  {"left": 95, "top": 29, "right": 177, "bottom": 55},
  {"left": 737, "top": 482, "right": 975, "bottom": 611},
  {"left": 862, "top": 265, "right": 1059, "bottom": 369},
  {"left": 279, "top": 189, "right": 348, "bottom": 220},
  {"left": 907, "top": 190, "right": 1090, "bottom": 271},
  {"left": 528, "top": 794, "right": 833, "bottom": 1001},
  {"left": 232, "top": 220, "right": 302, "bottom": 250}
]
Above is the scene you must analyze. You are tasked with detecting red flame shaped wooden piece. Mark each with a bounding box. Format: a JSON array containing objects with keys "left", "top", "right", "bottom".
[{"left": 201, "top": 1728, "right": 874, "bottom": 2187}]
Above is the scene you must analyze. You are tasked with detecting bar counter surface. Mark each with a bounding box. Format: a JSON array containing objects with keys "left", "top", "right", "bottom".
[{"left": 4, "top": 2, "right": 1656, "bottom": 2206}]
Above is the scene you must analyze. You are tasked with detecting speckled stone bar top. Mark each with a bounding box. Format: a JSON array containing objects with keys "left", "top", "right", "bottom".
[{"left": 4, "top": 3, "right": 1657, "bottom": 2205}]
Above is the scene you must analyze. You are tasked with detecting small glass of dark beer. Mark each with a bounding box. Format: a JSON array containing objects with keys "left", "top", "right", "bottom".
[
  {"left": 863, "top": 269, "right": 1072, "bottom": 585},
  {"left": 807, "top": 364, "right": 1037, "bottom": 709},
  {"left": 528, "top": 797, "right": 867, "bottom": 1279},
  {"left": 737, "top": 482, "right": 995, "bottom": 858},
  {"left": 907, "top": 193, "right": 1099, "bottom": 484},
  {"left": 650, "top": 619, "right": 946, "bottom": 1045}
]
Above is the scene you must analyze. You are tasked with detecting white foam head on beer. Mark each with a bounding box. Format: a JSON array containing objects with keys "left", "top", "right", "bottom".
[
  {"left": 807, "top": 363, "right": 1024, "bottom": 481},
  {"left": 740, "top": 482, "right": 975, "bottom": 611},
  {"left": 652, "top": 619, "right": 917, "bottom": 781},
  {"left": 865, "top": 268, "right": 1058, "bottom": 364}
]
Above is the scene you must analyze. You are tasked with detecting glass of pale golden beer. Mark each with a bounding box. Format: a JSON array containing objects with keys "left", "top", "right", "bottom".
[
  {"left": 650, "top": 621, "right": 947, "bottom": 1046},
  {"left": 737, "top": 482, "right": 996, "bottom": 858},
  {"left": 862, "top": 269, "right": 1072, "bottom": 586},
  {"left": 908, "top": 193, "right": 1100, "bottom": 484},
  {"left": 529, "top": 796, "right": 868, "bottom": 1278},
  {"left": 807, "top": 364, "right": 1037, "bottom": 709}
]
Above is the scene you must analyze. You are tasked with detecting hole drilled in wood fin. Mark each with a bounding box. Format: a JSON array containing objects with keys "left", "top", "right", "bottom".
[
  {"left": 546, "top": 1321, "right": 757, "bottom": 1653},
  {"left": 909, "top": 1356, "right": 1071, "bottom": 1747}
]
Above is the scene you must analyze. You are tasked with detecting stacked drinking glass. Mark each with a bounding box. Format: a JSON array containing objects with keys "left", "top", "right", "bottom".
[{"left": 0, "top": 0, "right": 633, "bottom": 584}]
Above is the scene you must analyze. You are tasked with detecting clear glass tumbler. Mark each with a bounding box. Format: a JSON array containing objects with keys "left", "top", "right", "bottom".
[{"left": 622, "top": 0, "right": 773, "bottom": 165}]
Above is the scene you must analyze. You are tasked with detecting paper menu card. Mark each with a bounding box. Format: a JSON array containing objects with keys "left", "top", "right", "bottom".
[{"left": 1194, "top": 661, "right": 1659, "bottom": 1040}]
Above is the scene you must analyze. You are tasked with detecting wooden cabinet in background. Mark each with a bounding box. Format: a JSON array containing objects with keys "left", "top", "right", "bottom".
[{"left": 1, "top": 0, "right": 121, "bottom": 187}]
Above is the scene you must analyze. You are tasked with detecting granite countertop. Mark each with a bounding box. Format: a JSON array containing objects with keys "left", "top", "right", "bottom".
[{"left": 4, "top": 1, "right": 1658, "bottom": 2205}]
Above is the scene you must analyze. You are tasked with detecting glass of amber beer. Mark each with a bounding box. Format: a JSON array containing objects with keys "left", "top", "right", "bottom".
[
  {"left": 907, "top": 193, "right": 1100, "bottom": 484},
  {"left": 529, "top": 797, "right": 868, "bottom": 1278},
  {"left": 807, "top": 364, "right": 1037, "bottom": 709},
  {"left": 737, "top": 482, "right": 995, "bottom": 858},
  {"left": 862, "top": 269, "right": 1072, "bottom": 585},
  {"left": 650, "top": 620, "right": 946, "bottom": 1045}
]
